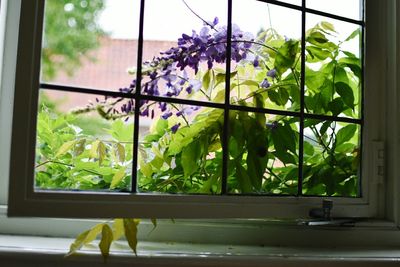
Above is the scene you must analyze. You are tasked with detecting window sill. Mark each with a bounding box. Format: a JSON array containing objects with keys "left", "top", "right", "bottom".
[{"left": 1, "top": 234, "right": 400, "bottom": 267}]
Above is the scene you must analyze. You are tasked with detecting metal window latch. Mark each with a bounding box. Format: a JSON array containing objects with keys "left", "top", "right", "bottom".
[{"left": 298, "top": 199, "right": 356, "bottom": 226}]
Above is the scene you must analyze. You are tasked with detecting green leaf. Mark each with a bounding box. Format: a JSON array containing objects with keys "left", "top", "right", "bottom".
[
  {"left": 321, "top": 21, "right": 336, "bottom": 33},
  {"left": 328, "top": 98, "right": 346, "bottom": 116},
  {"left": 123, "top": 219, "right": 139, "bottom": 255},
  {"left": 271, "top": 123, "right": 297, "bottom": 154},
  {"left": 268, "top": 88, "right": 289, "bottom": 106},
  {"left": 304, "top": 141, "right": 315, "bottom": 156},
  {"left": 155, "top": 119, "right": 168, "bottom": 135},
  {"left": 115, "top": 143, "right": 125, "bottom": 163},
  {"left": 306, "top": 46, "right": 331, "bottom": 61},
  {"left": 139, "top": 158, "right": 153, "bottom": 178},
  {"left": 109, "top": 120, "right": 134, "bottom": 142},
  {"left": 273, "top": 150, "right": 297, "bottom": 165},
  {"left": 305, "top": 67, "right": 327, "bottom": 93},
  {"left": 320, "top": 121, "right": 332, "bottom": 136},
  {"left": 229, "top": 136, "right": 242, "bottom": 159},
  {"left": 338, "top": 57, "right": 361, "bottom": 80},
  {"left": 181, "top": 139, "right": 201, "bottom": 177},
  {"left": 345, "top": 28, "right": 360, "bottom": 42},
  {"left": 335, "top": 82, "right": 355, "bottom": 109},
  {"left": 110, "top": 168, "right": 126, "bottom": 189},
  {"left": 202, "top": 69, "right": 211, "bottom": 90},
  {"left": 274, "top": 40, "right": 300, "bottom": 75},
  {"left": 246, "top": 152, "right": 264, "bottom": 190},
  {"left": 55, "top": 140, "right": 76, "bottom": 157},
  {"left": 335, "top": 124, "right": 357, "bottom": 147},
  {"left": 235, "top": 162, "right": 253, "bottom": 193},
  {"left": 307, "top": 31, "right": 328, "bottom": 45},
  {"left": 306, "top": 31, "right": 337, "bottom": 51},
  {"left": 98, "top": 141, "right": 107, "bottom": 165},
  {"left": 112, "top": 219, "right": 124, "bottom": 241},
  {"left": 99, "top": 224, "right": 113, "bottom": 262}
]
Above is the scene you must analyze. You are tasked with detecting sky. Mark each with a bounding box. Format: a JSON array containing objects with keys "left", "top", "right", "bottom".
[{"left": 98, "top": 0, "right": 362, "bottom": 42}]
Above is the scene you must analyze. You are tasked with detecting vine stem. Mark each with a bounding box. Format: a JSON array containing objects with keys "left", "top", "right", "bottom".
[
  {"left": 36, "top": 160, "right": 103, "bottom": 176},
  {"left": 170, "top": 103, "right": 190, "bottom": 127},
  {"left": 182, "top": 0, "right": 218, "bottom": 32}
]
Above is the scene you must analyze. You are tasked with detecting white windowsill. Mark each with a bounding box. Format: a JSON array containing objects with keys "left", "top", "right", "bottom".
[{"left": 1, "top": 234, "right": 400, "bottom": 267}]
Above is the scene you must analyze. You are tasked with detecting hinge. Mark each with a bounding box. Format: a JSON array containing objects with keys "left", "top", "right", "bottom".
[{"left": 372, "top": 141, "right": 385, "bottom": 184}]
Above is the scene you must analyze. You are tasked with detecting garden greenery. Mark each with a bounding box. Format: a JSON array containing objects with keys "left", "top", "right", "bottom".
[{"left": 36, "top": 13, "right": 361, "bottom": 259}]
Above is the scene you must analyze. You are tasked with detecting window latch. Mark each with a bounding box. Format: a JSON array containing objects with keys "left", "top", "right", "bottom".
[{"left": 299, "top": 199, "right": 356, "bottom": 226}]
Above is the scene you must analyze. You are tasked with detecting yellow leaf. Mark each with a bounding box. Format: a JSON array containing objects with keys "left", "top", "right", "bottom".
[
  {"left": 115, "top": 143, "right": 125, "bottom": 163},
  {"left": 89, "top": 140, "right": 100, "bottom": 158},
  {"left": 65, "top": 229, "right": 90, "bottom": 257},
  {"left": 84, "top": 223, "right": 105, "bottom": 244},
  {"left": 123, "top": 219, "right": 139, "bottom": 255},
  {"left": 66, "top": 223, "right": 106, "bottom": 257},
  {"left": 55, "top": 140, "right": 76, "bottom": 157},
  {"left": 110, "top": 168, "right": 126, "bottom": 189},
  {"left": 112, "top": 219, "right": 124, "bottom": 241},
  {"left": 99, "top": 224, "right": 113, "bottom": 262}
]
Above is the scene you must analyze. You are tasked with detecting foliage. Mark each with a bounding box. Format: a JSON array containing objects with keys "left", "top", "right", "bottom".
[
  {"left": 66, "top": 218, "right": 140, "bottom": 260},
  {"left": 41, "top": 0, "right": 105, "bottom": 80},
  {"left": 36, "top": 10, "right": 361, "bottom": 260},
  {"left": 35, "top": 108, "right": 132, "bottom": 191}
]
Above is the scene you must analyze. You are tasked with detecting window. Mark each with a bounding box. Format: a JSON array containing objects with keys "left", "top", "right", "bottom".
[{"left": 4, "top": 0, "right": 393, "bottom": 220}]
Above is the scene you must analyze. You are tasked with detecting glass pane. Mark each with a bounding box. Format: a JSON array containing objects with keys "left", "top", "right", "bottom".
[
  {"left": 305, "top": 14, "right": 362, "bottom": 119},
  {"left": 35, "top": 89, "right": 134, "bottom": 192},
  {"left": 280, "top": 0, "right": 301, "bottom": 6},
  {"left": 307, "top": 0, "right": 362, "bottom": 20},
  {"left": 302, "top": 119, "right": 360, "bottom": 197},
  {"left": 228, "top": 111, "right": 299, "bottom": 195},
  {"left": 142, "top": 0, "right": 227, "bottom": 103},
  {"left": 231, "top": 0, "right": 301, "bottom": 111},
  {"left": 138, "top": 102, "right": 224, "bottom": 194},
  {"left": 41, "top": 0, "right": 140, "bottom": 91}
]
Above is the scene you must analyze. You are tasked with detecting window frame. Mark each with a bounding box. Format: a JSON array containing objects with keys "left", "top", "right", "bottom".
[{"left": 3, "top": 0, "right": 392, "bottom": 220}]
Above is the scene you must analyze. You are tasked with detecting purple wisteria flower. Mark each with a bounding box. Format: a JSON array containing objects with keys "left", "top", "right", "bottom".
[
  {"left": 260, "top": 78, "right": 271, "bottom": 89},
  {"left": 267, "top": 68, "right": 277, "bottom": 78},
  {"left": 100, "top": 16, "right": 257, "bottom": 125},
  {"left": 253, "top": 56, "right": 260, "bottom": 67},
  {"left": 171, "top": 123, "right": 181, "bottom": 133},
  {"left": 161, "top": 112, "right": 173, "bottom": 120}
]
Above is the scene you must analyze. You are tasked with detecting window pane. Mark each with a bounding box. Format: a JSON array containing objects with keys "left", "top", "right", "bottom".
[
  {"left": 41, "top": 0, "right": 140, "bottom": 91},
  {"left": 302, "top": 119, "right": 361, "bottom": 197},
  {"left": 228, "top": 111, "right": 299, "bottom": 195},
  {"left": 306, "top": 0, "right": 362, "bottom": 20},
  {"left": 137, "top": 103, "right": 224, "bottom": 194},
  {"left": 305, "top": 14, "right": 362, "bottom": 119},
  {"left": 141, "top": 0, "right": 227, "bottom": 103},
  {"left": 231, "top": 0, "right": 301, "bottom": 111},
  {"left": 280, "top": 0, "right": 301, "bottom": 6},
  {"left": 35, "top": 90, "right": 134, "bottom": 192}
]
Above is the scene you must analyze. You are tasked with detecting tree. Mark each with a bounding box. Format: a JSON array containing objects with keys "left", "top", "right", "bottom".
[{"left": 41, "top": 0, "right": 105, "bottom": 80}]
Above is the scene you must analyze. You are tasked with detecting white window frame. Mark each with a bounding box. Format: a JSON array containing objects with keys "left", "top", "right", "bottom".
[{"left": 1, "top": 0, "right": 397, "bottom": 221}]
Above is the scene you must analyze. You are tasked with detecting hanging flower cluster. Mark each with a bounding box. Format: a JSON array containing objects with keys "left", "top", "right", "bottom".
[{"left": 93, "top": 17, "right": 256, "bottom": 132}]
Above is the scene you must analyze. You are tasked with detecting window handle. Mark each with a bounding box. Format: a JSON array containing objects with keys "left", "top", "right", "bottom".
[
  {"left": 298, "top": 199, "right": 356, "bottom": 226},
  {"left": 309, "top": 199, "right": 333, "bottom": 220}
]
